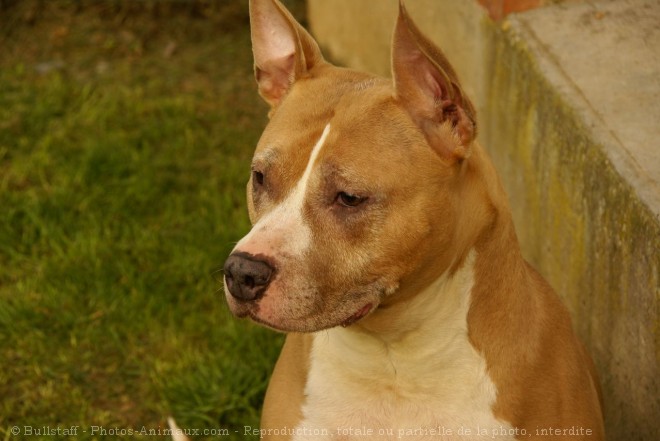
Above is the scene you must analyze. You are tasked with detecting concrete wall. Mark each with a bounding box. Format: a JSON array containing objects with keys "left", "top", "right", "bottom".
[{"left": 307, "top": 0, "right": 659, "bottom": 439}]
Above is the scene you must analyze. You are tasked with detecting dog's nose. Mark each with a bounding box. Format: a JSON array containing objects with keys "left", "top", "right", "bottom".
[{"left": 223, "top": 252, "right": 274, "bottom": 301}]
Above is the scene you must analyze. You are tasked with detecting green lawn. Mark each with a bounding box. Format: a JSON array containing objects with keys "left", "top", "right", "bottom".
[{"left": 0, "top": 1, "right": 303, "bottom": 439}]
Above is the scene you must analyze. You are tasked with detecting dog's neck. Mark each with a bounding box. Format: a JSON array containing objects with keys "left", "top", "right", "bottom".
[
  {"left": 305, "top": 250, "right": 506, "bottom": 427},
  {"left": 350, "top": 250, "right": 478, "bottom": 346},
  {"left": 353, "top": 141, "right": 527, "bottom": 340}
]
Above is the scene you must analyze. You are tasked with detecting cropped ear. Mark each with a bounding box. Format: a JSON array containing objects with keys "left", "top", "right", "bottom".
[
  {"left": 249, "top": 0, "right": 325, "bottom": 107},
  {"left": 392, "top": 1, "right": 477, "bottom": 161}
]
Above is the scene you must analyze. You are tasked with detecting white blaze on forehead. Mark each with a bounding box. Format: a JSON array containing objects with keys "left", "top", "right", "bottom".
[
  {"left": 293, "top": 123, "right": 331, "bottom": 204},
  {"left": 235, "top": 124, "right": 331, "bottom": 256}
]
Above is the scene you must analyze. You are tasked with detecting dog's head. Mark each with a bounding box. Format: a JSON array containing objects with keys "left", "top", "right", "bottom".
[{"left": 224, "top": 0, "right": 484, "bottom": 332}]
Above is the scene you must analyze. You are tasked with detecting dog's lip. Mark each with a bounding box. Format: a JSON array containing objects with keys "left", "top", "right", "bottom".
[
  {"left": 246, "top": 312, "right": 289, "bottom": 332},
  {"left": 230, "top": 302, "right": 282, "bottom": 330},
  {"left": 241, "top": 302, "right": 376, "bottom": 332},
  {"left": 340, "top": 303, "right": 374, "bottom": 328}
]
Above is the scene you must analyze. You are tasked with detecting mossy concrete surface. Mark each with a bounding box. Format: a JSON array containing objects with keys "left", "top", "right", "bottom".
[{"left": 308, "top": 0, "right": 659, "bottom": 439}]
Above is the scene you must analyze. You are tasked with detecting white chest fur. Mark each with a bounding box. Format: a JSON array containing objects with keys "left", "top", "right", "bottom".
[{"left": 293, "top": 252, "right": 516, "bottom": 440}]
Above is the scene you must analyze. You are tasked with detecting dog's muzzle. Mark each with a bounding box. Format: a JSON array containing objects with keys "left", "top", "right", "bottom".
[{"left": 224, "top": 252, "right": 274, "bottom": 301}]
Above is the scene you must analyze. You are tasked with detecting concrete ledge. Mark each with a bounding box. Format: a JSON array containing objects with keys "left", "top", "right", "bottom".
[{"left": 308, "top": 0, "right": 659, "bottom": 439}]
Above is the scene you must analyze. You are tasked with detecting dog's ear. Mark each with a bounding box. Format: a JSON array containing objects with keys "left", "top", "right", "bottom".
[
  {"left": 249, "top": 0, "right": 324, "bottom": 107},
  {"left": 392, "top": 1, "right": 477, "bottom": 161}
]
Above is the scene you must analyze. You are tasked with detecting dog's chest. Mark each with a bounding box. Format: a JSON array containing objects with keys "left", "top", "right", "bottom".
[
  {"left": 293, "top": 260, "right": 516, "bottom": 440},
  {"left": 294, "top": 334, "right": 515, "bottom": 441}
]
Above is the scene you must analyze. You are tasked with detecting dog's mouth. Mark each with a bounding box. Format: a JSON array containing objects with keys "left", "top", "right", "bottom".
[
  {"left": 227, "top": 280, "right": 389, "bottom": 332},
  {"left": 340, "top": 303, "right": 374, "bottom": 327},
  {"left": 243, "top": 301, "right": 376, "bottom": 332}
]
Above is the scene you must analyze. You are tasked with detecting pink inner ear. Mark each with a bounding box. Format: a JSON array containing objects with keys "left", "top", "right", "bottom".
[
  {"left": 251, "top": 0, "right": 298, "bottom": 66},
  {"left": 256, "top": 53, "right": 296, "bottom": 103},
  {"left": 253, "top": 34, "right": 296, "bottom": 69},
  {"left": 264, "top": 53, "right": 296, "bottom": 76},
  {"left": 424, "top": 70, "right": 444, "bottom": 101}
]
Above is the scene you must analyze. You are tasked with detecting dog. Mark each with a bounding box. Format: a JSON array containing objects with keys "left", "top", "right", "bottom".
[{"left": 222, "top": 0, "right": 605, "bottom": 439}]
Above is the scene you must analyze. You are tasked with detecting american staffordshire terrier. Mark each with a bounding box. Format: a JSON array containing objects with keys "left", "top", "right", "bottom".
[{"left": 222, "top": 0, "right": 605, "bottom": 439}]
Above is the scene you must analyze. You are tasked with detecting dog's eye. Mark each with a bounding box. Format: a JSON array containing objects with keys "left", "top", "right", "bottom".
[
  {"left": 336, "top": 191, "right": 367, "bottom": 208},
  {"left": 252, "top": 170, "right": 265, "bottom": 187}
]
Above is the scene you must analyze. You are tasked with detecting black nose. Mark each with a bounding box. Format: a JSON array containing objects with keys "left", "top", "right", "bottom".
[{"left": 223, "top": 252, "right": 274, "bottom": 301}]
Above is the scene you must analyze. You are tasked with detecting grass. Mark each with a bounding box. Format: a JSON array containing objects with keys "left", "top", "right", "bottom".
[{"left": 0, "top": 1, "right": 305, "bottom": 439}]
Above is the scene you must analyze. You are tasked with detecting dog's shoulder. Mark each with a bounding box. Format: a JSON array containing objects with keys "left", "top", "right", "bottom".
[{"left": 261, "top": 333, "right": 312, "bottom": 439}]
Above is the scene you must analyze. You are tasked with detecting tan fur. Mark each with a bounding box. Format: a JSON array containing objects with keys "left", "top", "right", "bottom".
[{"left": 224, "top": 1, "right": 606, "bottom": 439}]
